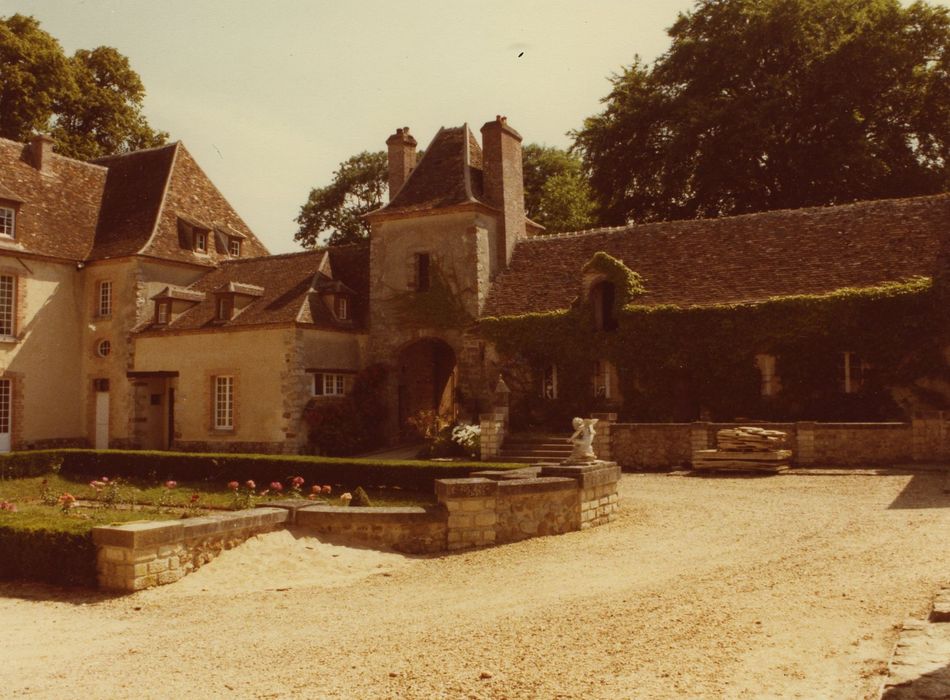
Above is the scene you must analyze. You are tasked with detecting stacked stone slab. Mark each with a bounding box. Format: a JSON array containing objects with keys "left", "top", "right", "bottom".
[{"left": 692, "top": 426, "right": 792, "bottom": 473}]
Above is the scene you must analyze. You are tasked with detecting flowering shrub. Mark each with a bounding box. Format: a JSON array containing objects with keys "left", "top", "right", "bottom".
[
  {"left": 288, "top": 476, "right": 305, "bottom": 498},
  {"left": 0, "top": 500, "right": 17, "bottom": 513},
  {"left": 156, "top": 479, "right": 177, "bottom": 512},
  {"left": 229, "top": 480, "right": 260, "bottom": 510},
  {"left": 450, "top": 424, "right": 481, "bottom": 459},
  {"left": 186, "top": 492, "right": 202, "bottom": 513},
  {"left": 57, "top": 492, "right": 76, "bottom": 514},
  {"left": 39, "top": 478, "right": 58, "bottom": 506}
]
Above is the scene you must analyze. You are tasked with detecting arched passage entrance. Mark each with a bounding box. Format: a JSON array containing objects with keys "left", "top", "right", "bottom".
[{"left": 398, "top": 338, "right": 457, "bottom": 431}]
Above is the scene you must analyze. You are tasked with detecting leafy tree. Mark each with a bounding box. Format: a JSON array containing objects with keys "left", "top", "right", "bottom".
[
  {"left": 0, "top": 14, "right": 166, "bottom": 159},
  {"left": 294, "top": 151, "right": 388, "bottom": 247},
  {"left": 573, "top": 0, "right": 950, "bottom": 225},
  {"left": 522, "top": 144, "right": 597, "bottom": 233},
  {"left": 295, "top": 144, "right": 598, "bottom": 247},
  {"left": 52, "top": 47, "right": 167, "bottom": 160},
  {"left": 0, "top": 15, "right": 72, "bottom": 142}
]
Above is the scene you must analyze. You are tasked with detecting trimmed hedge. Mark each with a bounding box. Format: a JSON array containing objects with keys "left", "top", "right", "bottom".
[
  {"left": 0, "top": 525, "right": 97, "bottom": 587},
  {"left": 0, "top": 449, "right": 521, "bottom": 491}
]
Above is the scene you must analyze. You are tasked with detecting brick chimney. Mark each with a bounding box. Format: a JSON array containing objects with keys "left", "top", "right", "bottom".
[
  {"left": 386, "top": 127, "right": 417, "bottom": 201},
  {"left": 480, "top": 116, "right": 526, "bottom": 269},
  {"left": 30, "top": 134, "right": 55, "bottom": 173}
]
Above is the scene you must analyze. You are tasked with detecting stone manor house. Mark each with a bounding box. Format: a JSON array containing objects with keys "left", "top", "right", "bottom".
[{"left": 0, "top": 118, "right": 947, "bottom": 454}]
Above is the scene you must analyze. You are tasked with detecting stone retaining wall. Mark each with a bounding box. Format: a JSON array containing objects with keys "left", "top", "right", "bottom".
[
  {"left": 295, "top": 505, "right": 447, "bottom": 554},
  {"left": 92, "top": 463, "right": 623, "bottom": 591},
  {"left": 606, "top": 413, "right": 950, "bottom": 469},
  {"left": 92, "top": 507, "right": 288, "bottom": 591}
]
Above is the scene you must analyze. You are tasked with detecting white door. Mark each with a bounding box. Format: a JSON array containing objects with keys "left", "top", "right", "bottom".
[
  {"left": 95, "top": 390, "right": 109, "bottom": 449},
  {"left": 0, "top": 379, "right": 10, "bottom": 453}
]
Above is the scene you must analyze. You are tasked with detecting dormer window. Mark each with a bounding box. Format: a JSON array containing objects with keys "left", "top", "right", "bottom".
[
  {"left": 216, "top": 296, "right": 232, "bottom": 321},
  {"left": 591, "top": 280, "right": 618, "bottom": 331},
  {"left": 228, "top": 238, "right": 241, "bottom": 257},
  {"left": 336, "top": 296, "right": 348, "bottom": 320},
  {"left": 0, "top": 206, "right": 15, "bottom": 238},
  {"left": 194, "top": 229, "right": 208, "bottom": 253}
]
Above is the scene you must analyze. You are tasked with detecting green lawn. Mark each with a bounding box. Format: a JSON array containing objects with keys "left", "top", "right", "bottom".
[{"left": 0, "top": 473, "right": 437, "bottom": 535}]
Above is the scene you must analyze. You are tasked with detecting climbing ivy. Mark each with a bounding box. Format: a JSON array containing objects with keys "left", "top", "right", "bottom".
[
  {"left": 391, "top": 264, "right": 473, "bottom": 329},
  {"left": 480, "top": 276, "right": 948, "bottom": 425}
]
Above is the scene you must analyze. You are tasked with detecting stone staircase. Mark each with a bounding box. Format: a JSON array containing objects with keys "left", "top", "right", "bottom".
[{"left": 498, "top": 433, "right": 573, "bottom": 464}]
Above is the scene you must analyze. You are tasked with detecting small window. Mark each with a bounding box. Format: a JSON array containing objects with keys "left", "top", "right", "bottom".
[
  {"left": 0, "top": 207, "right": 15, "bottom": 238},
  {"left": 336, "top": 296, "right": 348, "bottom": 320},
  {"left": 96, "top": 339, "right": 111, "bottom": 357},
  {"left": 541, "top": 365, "right": 558, "bottom": 399},
  {"left": 593, "top": 360, "right": 612, "bottom": 399},
  {"left": 840, "top": 352, "right": 866, "bottom": 394},
  {"left": 194, "top": 230, "right": 208, "bottom": 253},
  {"left": 216, "top": 297, "right": 230, "bottom": 321},
  {"left": 313, "top": 373, "right": 346, "bottom": 396},
  {"left": 214, "top": 375, "right": 234, "bottom": 430},
  {"left": 156, "top": 303, "right": 169, "bottom": 325},
  {"left": 415, "top": 253, "right": 431, "bottom": 292},
  {"left": 0, "top": 275, "right": 14, "bottom": 338},
  {"left": 97, "top": 280, "right": 112, "bottom": 317},
  {"left": 591, "top": 281, "right": 617, "bottom": 331},
  {"left": 228, "top": 238, "right": 241, "bottom": 257},
  {"left": 755, "top": 354, "right": 778, "bottom": 397}
]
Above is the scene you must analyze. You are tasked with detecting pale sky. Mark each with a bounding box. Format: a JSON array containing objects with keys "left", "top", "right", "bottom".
[{"left": 8, "top": 0, "right": 948, "bottom": 253}]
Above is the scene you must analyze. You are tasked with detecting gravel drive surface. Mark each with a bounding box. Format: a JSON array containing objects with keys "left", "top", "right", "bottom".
[{"left": 2, "top": 471, "right": 948, "bottom": 699}]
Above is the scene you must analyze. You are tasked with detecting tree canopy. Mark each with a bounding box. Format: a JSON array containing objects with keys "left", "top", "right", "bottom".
[
  {"left": 572, "top": 0, "right": 950, "bottom": 225},
  {"left": 0, "top": 14, "right": 166, "bottom": 160},
  {"left": 295, "top": 144, "right": 597, "bottom": 247}
]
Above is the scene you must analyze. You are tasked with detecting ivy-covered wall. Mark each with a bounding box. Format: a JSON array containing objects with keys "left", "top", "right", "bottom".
[{"left": 480, "top": 267, "right": 949, "bottom": 428}]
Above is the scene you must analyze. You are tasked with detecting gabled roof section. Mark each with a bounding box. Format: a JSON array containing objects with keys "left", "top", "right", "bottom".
[
  {"left": 152, "top": 285, "right": 206, "bottom": 302},
  {"left": 0, "top": 137, "right": 106, "bottom": 260},
  {"left": 140, "top": 244, "right": 369, "bottom": 333},
  {"left": 482, "top": 193, "right": 950, "bottom": 317},
  {"left": 88, "top": 143, "right": 178, "bottom": 260},
  {"left": 370, "top": 125, "right": 488, "bottom": 216}
]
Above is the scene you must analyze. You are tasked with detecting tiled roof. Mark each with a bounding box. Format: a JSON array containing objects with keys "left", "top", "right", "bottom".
[
  {"left": 88, "top": 144, "right": 177, "bottom": 260},
  {"left": 0, "top": 137, "right": 106, "bottom": 259},
  {"left": 372, "top": 125, "right": 487, "bottom": 215},
  {"left": 0, "top": 137, "right": 269, "bottom": 265},
  {"left": 482, "top": 193, "right": 950, "bottom": 317},
  {"left": 142, "top": 244, "right": 369, "bottom": 332}
]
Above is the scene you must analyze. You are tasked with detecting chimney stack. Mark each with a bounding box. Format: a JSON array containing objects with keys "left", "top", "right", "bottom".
[
  {"left": 480, "top": 116, "right": 526, "bottom": 270},
  {"left": 30, "top": 134, "right": 55, "bottom": 173},
  {"left": 386, "top": 127, "right": 417, "bottom": 201}
]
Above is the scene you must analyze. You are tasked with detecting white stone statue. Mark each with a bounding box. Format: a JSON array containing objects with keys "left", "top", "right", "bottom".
[{"left": 567, "top": 417, "right": 599, "bottom": 463}]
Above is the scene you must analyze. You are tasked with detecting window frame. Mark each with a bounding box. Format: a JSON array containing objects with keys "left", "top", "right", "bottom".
[
  {"left": 156, "top": 302, "right": 169, "bottom": 325},
  {"left": 313, "top": 372, "right": 346, "bottom": 397},
  {"left": 213, "top": 375, "right": 234, "bottom": 430},
  {"left": 414, "top": 252, "right": 431, "bottom": 292},
  {"left": 541, "top": 364, "right": 558, "bottom": 400},
  {"left": 0, "top": 206, "right": 15, "bottom": 239},
  {"left": 336, "top": 296, "right": 348, "bottom": 321},
  {"left": 97, "top": 280, "right": 113, "bottom": 318},
  {"left": 194, "top": 229, "right": 208, "bottom": 253},
  {"left": 0, "top": 274, "right": 15, "bottom": 339},
  {"left": 96, "top": 339, "right": 111, "bottom": 358},
  {"left": 228, "top": 238, "right": 241, "bottom": 257}
]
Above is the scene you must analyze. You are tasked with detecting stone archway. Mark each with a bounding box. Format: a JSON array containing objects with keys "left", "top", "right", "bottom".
[{"left": 398, "top": 338, "right": 457, "bottom": 431}]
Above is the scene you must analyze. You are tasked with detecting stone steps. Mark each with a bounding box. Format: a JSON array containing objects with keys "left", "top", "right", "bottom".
[{"left": 499, "top": 434, "right": 572, "bottom": 465}]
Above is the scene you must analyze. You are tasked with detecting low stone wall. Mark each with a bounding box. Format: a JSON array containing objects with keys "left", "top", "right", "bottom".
[
  {"left": 606, "top": 414, "right": 950, "bottom": 469},
  {"left": 92, "top": 507, "right": 288, "bottom": 591},
  {"left": 435, "top": 462, "right": 621, "bottom": 551},
  {"left": 809, "top": 422, "right": 912, "bottom": 465},
  {"left": 612, "top": 423, "right": 693, "bottom": 470},
  {"left": 295, "top": 505, "right": 447, "bottom": 554},
  {"left": 91, "top": 464, "right": 622, "bottom": 591}
]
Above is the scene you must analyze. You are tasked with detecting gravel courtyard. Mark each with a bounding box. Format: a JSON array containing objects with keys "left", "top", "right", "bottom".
[{"left": 2, "top": 471, "right": 948, "bottom": 699}]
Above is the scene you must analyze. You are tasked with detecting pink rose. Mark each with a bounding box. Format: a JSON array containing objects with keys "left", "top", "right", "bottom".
[
  {"left": 322, "top": 485, "right": 332, "bottom": 494},
  {"left": 270, "top": 481, "right": 283, "bottom": 492},
  {"left": 311, "top": 484, "right": 321, "bottom": 494},
  {"left": 228, "top": 480, "right": 240, "bottom": 491},
  {"left": 246, "top": 480, "right": 256, "bottom": 490},
  {"left": 164, "top": 480, "right": 177, "bottom": 489}
]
